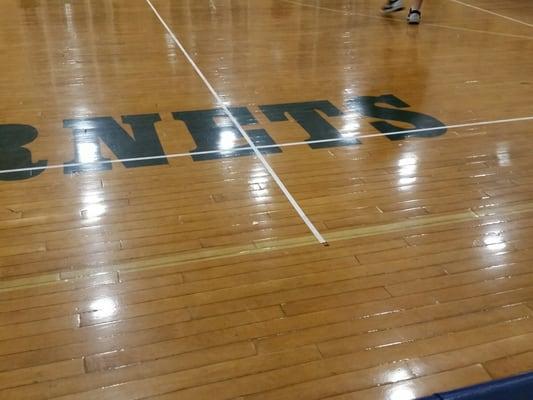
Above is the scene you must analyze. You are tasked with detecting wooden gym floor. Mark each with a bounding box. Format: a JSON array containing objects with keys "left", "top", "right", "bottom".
[{"left": 1, "top": 0, "right": 533, "bottom": 398}]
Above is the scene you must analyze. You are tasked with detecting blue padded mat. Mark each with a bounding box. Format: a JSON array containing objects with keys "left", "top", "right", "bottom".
[{"left": 417, "top": 372, "right": 533, "bottom": 400}]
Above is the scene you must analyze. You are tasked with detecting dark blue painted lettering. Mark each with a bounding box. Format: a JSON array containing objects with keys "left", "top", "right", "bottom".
[
  {"left": 172, "top": 107, "right": 281, "bottom": 161},
  {"left": 259, "top": 101, "right": 359, "bottom": 148},
  {"left": 63, "top": 114, "right": 167, "bottom": 174},
  {"left": 0, "top": 124, "right": 47, "bottom": 181},
  {"left": 346, "top": 94, "right": 447, "bottom": 140}
]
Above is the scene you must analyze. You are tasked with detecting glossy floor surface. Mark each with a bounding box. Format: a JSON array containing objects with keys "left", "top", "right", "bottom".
[{"left": 1, "top": 0, "right": 533, "bottom": 399}]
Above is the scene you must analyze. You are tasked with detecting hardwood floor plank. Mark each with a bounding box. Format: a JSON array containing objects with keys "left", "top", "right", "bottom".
[{"left": 484, "top": 351, "right": 533, "bottom": 379}]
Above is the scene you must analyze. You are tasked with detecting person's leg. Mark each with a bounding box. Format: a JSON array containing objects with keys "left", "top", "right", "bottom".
[
  {"left": 412, "top": 0, "right": 423, "bottom": 10},
  {"left": 407, "top": 0, "right": 423, "bottom": 24}
]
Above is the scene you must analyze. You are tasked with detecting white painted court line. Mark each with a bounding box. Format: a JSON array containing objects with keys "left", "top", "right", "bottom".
[
  {"left": 143, "top": 0, "right": 329, "bottom": 244},
  {"left": 282, "top": 0, "right": 533, "bottom": 41},
  {"left": 447, "top": 0, "right": 533, "bottom": 29},
  {"left": 1, "top": 114, "right": 532, "bottom": 176}
]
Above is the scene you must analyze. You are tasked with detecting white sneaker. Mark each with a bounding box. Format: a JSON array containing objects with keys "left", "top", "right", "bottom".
[
  {"left": 407, "top": 8, "right": 421, "bottom": 24},
  {"left": 382, "top": 0, "right": 404, "bottom": 14}
]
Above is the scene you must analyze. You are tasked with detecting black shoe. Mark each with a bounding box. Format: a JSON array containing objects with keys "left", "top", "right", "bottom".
[{"left": 382, "top": 0, "right": 404, "bottom": 14}]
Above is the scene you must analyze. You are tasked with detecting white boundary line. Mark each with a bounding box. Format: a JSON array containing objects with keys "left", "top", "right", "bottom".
[
  {"left": 1, "top": 114, "right": 532, "bottom": 176},
  {"left": 144, "top": 0, "right": 328, "bottom": 244},
  {"left": 447, "top": 0, "right": 533, "bottom": 29}
]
